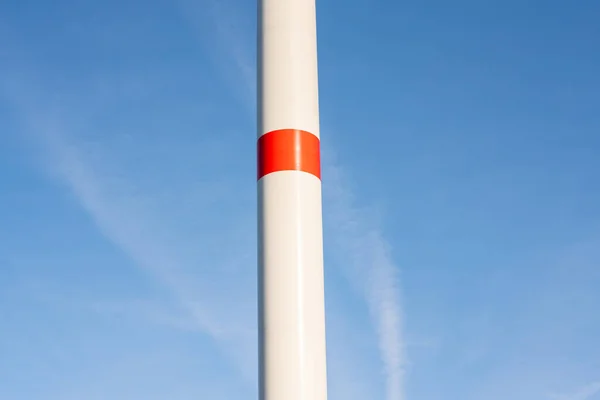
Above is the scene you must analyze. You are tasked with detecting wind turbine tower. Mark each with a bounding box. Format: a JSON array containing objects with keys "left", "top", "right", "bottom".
[{"left": 257, "top": 0, "right": 328, "bottom": 399}]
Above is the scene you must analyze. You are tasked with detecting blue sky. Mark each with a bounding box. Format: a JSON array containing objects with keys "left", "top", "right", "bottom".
[{"left": 1, "top": 0, "right": 599, "bottom": 399}]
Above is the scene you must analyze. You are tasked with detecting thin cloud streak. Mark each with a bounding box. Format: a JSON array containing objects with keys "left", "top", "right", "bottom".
[
  {"left": 323, "top": 158, "right": 407, "bottom": 400},
  {"left": 551, "top": 381, "right": 600, "bottom": 400},
  {"left": 179, "top": 0, "right": 255, "bottom": 111},
  {"left": 1, "top": 83, "right": 258, "bottom": 386},
  {"left": 187, "top": 1, "right": 407, "bottom": 398}
]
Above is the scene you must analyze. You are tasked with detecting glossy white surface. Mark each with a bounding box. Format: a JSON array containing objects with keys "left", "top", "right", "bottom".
[
  {"left": 258, "top": 0, "right": 328, "bottom": 399},
  {"left": 259, "top": 0, "right": 320, "bottom": 138},
  {"left": 258, "top": 172, "right": 327, "bottom": 400}
]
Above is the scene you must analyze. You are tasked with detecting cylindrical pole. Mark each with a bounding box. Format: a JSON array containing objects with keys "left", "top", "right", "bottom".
[{"left": 257, "top": 0, "right": 327, "bottom": 399}]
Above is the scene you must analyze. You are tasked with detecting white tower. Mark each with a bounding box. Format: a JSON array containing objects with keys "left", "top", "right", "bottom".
[{"left": 257, "top": 0, "right": 328, "bottom": 399}]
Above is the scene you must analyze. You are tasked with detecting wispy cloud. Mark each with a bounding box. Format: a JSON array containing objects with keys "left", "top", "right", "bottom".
[
  {"left": 551, "top": 381, "right": 600, "bottom": 400},
  {"left": 183, "top": 1, "right": 407, "bottom": 399},
  {"left": 323, "top": 156, "right": 407, "bottom": 400},
  {"left": 1, "top": 78, "right": 258, "bottom": 387},
  {"left": 179, "top": 0, "right": 255, "bottom": 111}
]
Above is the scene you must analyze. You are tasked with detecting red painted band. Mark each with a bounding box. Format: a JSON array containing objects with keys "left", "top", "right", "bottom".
[{"left": 257, "top": 129, "right": 321, "bottom": 180}]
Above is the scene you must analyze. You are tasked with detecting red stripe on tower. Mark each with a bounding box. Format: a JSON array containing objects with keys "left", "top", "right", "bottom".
[{"left": 257, "top": 129, "right": 321, "bottom": 180}]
